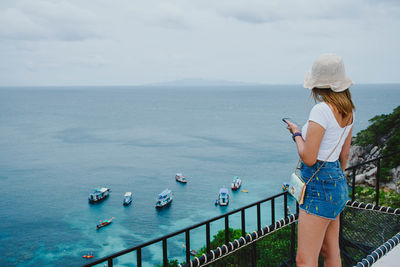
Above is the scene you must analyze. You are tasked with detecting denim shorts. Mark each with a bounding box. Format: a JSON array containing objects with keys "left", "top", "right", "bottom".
[{"left": 299, "top": 160, "right": 349, "bottom": 220}]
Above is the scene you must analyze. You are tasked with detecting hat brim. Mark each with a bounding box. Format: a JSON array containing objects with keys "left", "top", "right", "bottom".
[{"left": 303, "top": 71, "right": 354, "bottom": 92}]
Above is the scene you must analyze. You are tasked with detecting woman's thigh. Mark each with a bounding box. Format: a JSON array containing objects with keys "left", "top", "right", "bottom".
[
  {"left": 297, "top": 209, "right": 331, "bottom": 265},
  {"left": 321, "top": 215, "right": 341, "bottom": 259}
]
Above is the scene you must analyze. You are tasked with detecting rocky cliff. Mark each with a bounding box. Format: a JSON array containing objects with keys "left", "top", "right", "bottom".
[
  {"left": 346, "top": 144, "right": 400, "bottom": 191},
  {"left": 345, "top": 105, "right": 400, "bottom": 192}
]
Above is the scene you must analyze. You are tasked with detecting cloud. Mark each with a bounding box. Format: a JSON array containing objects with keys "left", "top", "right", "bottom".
[
  {"left": 0, "top": 8, "right": 44, "bottom": 41},
  {"left": 151, "top": 2, "right": 192, "bottom": 29},
  {"left": 214, "top": 1, "right": 282, "bottom": 24},
  {"left": 212, "top": 0, "right": 398, "bottom": 24},
  {"left": 0, "top": 0, "right": 399, "bottom": 85},
  {"left": 0, "top": 0, "right": 99, "bottom": 41}
]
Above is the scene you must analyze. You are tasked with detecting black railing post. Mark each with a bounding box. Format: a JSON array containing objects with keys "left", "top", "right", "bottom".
[
  {"left": 241, "top": 209, "right": 246, "bottom": 237},
  {"left": 291, "top": 222, "right": 296, "bottom": 264},
  {"left": 352, "top": 169, "right": 356, "bottom": 202},
  {"left": 108, "top": 258, "right": 113, "bottom": 267},
  {"left": 185, "top": 230, "right": 190, "bottom": 263},
  {"left": 376, "top": 159, "right": 380, "bottom": 205},
  {"left": 257, "top": 203, "right": 261, "bottom": 232},
  {"left": 162, "top": 238, "right": 168, "bottom": 267},
  {"left": 225, "top": 215, "right": 229, "bottom": 244},
  {"left": 206, "top": 222, "right": 211, "bottom": 252},
  {"left": 284, "top": 192, "right": 288, "bottom": 218},
  {"left": 271, "top": 198, "right": 275, "bottom": 224},
  {"left": 296, "top": 201, "right": 299, "bottom": 215},
  {"left": 137, "top": 247, "right": 142, "bottom": 267}
]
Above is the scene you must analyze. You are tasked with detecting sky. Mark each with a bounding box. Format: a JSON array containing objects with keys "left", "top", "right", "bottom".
[{"left": 0, "top": 0, "right": 399, "bottom": 86}]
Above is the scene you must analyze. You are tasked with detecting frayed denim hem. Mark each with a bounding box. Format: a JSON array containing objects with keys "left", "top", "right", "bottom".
[{"left": 298, "top": 206, "right": 343, "bottom": 220}]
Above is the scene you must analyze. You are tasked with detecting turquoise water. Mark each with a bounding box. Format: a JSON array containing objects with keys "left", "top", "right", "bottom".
[{"left": 0, "top": 84, "right": 399, "bottom": 266}]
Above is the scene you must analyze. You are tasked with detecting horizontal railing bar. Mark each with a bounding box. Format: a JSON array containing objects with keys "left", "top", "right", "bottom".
[
  {"left": 345, "top": 150, "right": 400, "bottom": 171},
  {"left": 83, "top": 191, "right": 287, "bottom": 266}
]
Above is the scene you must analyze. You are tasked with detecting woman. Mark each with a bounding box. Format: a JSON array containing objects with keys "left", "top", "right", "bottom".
[{"left": 284, "top": 54, "right": 355, "bottom": 267}]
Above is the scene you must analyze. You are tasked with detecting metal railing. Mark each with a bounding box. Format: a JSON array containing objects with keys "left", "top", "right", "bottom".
[
  {"left": 83, "top": 150, "right": 399, "bottom": 267},
  {"left": 346, "top": 150, "right": 399, "bottom": 206},
  {"left": 340, "top": 150, "right": 399, "bottom": 266},
  {"left": 83, "top": 191, "right": 295, "bottom": 267}
]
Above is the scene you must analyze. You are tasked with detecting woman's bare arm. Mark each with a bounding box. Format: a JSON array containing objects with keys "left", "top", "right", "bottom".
[{"left": 286, "top": 120, "right": 325, "bottom": 166}]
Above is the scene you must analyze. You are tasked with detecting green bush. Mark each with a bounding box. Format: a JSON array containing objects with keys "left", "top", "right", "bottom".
[
  {"left": 381, "top": 126, "right": 400, "bottom": 180},
  {"left": 193, "top": 226, "right": 295, "bottom": 266},
  {"left": 197, "top": 227, "right": 243, "bottom": 255},
  {"left": 354, "top": 105, "right": 400, "bottom": 147},
  {"left": 354, "top": 105, "right": 400, "bottom": 181},
  {"left": 255, "top": 225, "right": 296, "bottom": 266},
  {"left": 157, "top": 259, "right": 179, "bottom": 267},
  {"left": 351, "top": 186, "right": 400, "bottom": 208}
]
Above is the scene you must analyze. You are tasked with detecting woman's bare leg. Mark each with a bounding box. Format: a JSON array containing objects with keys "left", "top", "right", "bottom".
[
  {"left": 296, "top": 209, "right": 331, "bottom": 267},
  {"left": 320, "top": 214, "right": 341, "bottom": 267}
]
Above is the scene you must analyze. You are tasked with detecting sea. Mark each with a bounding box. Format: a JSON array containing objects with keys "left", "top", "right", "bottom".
[{"left": 0, "top": 84, "right": 399, "bottom": 267}]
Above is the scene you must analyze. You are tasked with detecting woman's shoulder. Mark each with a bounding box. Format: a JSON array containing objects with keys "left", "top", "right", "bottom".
[
  {"left": 309, "top": 102, "right": 333, "bottom": 129},
  {"left": 312, "top": 102, "right": 330, "bottom": 111},
  {"left": 310, "top": 102, "right": 332, "bottom": 117}
]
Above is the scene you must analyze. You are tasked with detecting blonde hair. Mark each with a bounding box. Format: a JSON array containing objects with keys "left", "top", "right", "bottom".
[{"left": 312, "top": 88, "right": 355, "bottom": 118}]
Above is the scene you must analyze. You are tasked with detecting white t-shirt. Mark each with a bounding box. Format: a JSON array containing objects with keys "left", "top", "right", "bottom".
[{"left": 301, "top": 102, "right": 354, "bottom": 162}]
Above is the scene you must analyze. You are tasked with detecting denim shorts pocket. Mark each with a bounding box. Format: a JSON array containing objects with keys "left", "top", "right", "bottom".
[{"left": 321, "top": 177, "right": 344, "bottom": 205}]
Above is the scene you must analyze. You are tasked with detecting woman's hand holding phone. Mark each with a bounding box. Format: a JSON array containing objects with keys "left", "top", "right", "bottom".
[{"left": 282, "top": 117, "right": 300, "bottom": 134}]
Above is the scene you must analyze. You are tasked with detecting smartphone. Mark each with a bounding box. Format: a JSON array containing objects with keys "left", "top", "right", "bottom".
[{"left": 282, "top": 118, "right": 300, "bottom": 127}]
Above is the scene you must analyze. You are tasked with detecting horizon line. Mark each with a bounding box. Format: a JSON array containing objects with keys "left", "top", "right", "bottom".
[{"left": 0, "top": 82, "right": 400, "bottom": 88}]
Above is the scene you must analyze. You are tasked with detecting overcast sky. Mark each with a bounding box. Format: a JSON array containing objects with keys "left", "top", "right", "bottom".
[{"left": 0, "top": 0, "right": 399, "bottom": 86}]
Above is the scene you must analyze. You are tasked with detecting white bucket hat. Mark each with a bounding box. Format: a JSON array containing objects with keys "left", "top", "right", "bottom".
[{"left": 303, "top": 53, "right": 354, "bottom": 92}]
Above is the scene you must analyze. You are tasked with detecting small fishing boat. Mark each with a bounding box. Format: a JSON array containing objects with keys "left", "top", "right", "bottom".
[
  {"left": 96, "top": 217, "right": 114, "bottom": 229},
  {"left": 123, "top": 192, "right": 133, "bottom": 206},
  {"left": 175, "top": 173, "right": 187, "bottom": 183},
  {"left": 282, "top": 183, "right": 290, "bottom": 192},
  {"left": 82, "top": 253, "right": 94, "bottom": 259},
  {"left": 231, "top": 176, "right": 242, "bottom": 190},
  {"left": 88, "top": 187, "right": 110, "bottom": 204},
  {"left": 156, "top": 189, "right": 173, "bottom": 208},
  {"left": 218, "top": 187, "right": 229, "bottom": 206},
  {"left": 181, "top": 244, "right": 197, "bottom": 256},
  {"left": 241, "top": 190, "right": 248, "bottom": 193}
]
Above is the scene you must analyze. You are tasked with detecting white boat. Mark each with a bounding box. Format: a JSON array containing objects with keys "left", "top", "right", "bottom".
[
  {"left": 123, "top": 192, "right": 133, "bottom": 206},
  {"left": 88, "top": 187, "right": 110, "bottom": 203},
  {"left": 156, "top": 189, "right": 173, "bottom": 208},
  {"left": 231, "top": 176, "right": 242, "bottom": 190},
  {"left": 175, "top": 173, "right": 187, "bottom": 183},
  {"left": 218, "top": 187, "right": 229, "bottom": 206}
]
